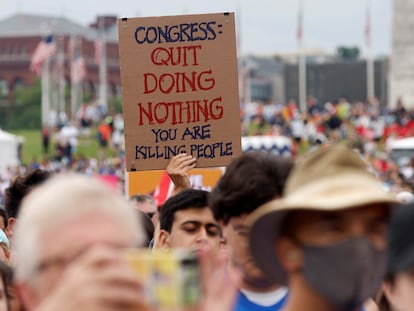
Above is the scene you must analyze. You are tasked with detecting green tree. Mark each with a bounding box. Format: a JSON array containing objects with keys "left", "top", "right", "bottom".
[
  {"left": 1, "top": 80, "right": 42, "bottom": 130},
  {"left": 108, "top": 96, "right": 123, "bottom": 114},
  {"left": 336, "top": 46, "right": 360, "bottom": 61}
]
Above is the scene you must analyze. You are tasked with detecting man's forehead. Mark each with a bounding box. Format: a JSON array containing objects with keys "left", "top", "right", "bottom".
[
  {"left": 227, "top": 213, "right": 250, "bottom": 227},
  {"left": 173, "top": 206, "right": 217, "bottom": 223},
  {"left": 41, "top": 212, "right": 136, "bottom": 252}
]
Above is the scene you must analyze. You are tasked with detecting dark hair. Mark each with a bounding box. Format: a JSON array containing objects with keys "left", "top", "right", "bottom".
[
  {"left": 210, "top": 151, "right": 294, "bottom": 225},
  {"left": 129, "top": 194, "right": 157, "bottom": 215},
  {"left": 159, "top": 189, "right": 209, "bottom": 232},
  {"left": 376, "top": 275, "right": 394, "bottom": 311},
  {"left": 0, "top": 206, "right": 7, "bottom": 230},
  {"left": 0, "top": 261, "right": 13, "bottom": 311},
  {"left": 5, "top": 169, "right": 51, "bottom": 218},
  {"left": 135, "top": 210, "right": 155, "bottom": 247},
  {"left": 130, "top": 194, "right": 156, "bottom": 206}
]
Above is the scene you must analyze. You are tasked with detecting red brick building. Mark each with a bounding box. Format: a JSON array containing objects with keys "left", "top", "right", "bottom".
[{"left": 0, "top": 13, "right": 121, "bottom": 106}]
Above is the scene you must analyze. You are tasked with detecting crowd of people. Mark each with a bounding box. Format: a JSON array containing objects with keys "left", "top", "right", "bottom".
[
  {"left": 0, "top": 144, "right": 412, "bottom": 311},
  {"left": 1, "top": 95, "right": 414, "bottom": 202},
  {"left": 241, "top": 96, "right": 414, "bottom": 193},
  {"left": 0, "top": 95, "right": 414, "bottom": 310}
]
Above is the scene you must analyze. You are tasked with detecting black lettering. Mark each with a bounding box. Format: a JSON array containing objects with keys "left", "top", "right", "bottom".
[
  {"left": 206, "top": 22, "right": 217, "bottom": 40},
  {"left": 135, "top": 26, "right": 146, "bottom": 44},
  {"left": 134, "top": 21, "right": 218, "bottom": 45}
]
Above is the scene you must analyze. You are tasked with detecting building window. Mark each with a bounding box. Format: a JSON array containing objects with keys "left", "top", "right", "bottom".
[
  {"left": 0, "top": 79, "right": 9, "bottom": 98},
  {"left": 10, "top": 46, "right": 18, "bottom": 56},
  {"left": 251, "top": 82, "right": 272, "bottom": 102},
  {"left": 1, "top": 47, "right": 8, "bottom": 55},
  {"left": 12, "top": 78, "right": 25, "bottom": 91}
]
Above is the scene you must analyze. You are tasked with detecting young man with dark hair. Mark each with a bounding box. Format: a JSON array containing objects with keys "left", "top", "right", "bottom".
[
  {"left": 209, "top": 151, "right": 294, "bottom": 311},
  {"left": 156, "top": 189, "right": 222, "bottom": 253},
  {"left": 4, "top": 169, "right": 51, "bottom": 237}
]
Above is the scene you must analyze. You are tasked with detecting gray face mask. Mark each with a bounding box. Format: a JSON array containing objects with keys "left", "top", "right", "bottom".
[{"left": 301, "top": 236, "right": 386, "bottom": 311}]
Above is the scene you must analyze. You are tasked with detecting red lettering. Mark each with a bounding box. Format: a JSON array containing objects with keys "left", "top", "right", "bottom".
[
  {"left": 138, "top": 102, "right": 154, "bottom": 125},
  {"left": 159, "top": 73, "right": 175, "bottom": 94},
  {"left": 198, "top": 69, "right": 215, "bottom": 91},
  {"left": 151, "top": 47, "right": 170, "bottom": 65},
  {"left": 137, "top": 97, "right": 224, "bottom": 126},
  {"left": 185, "top": 45, "right": 201, "bottom": 66},
  {"left": 143, "top": 73, "right": 157, "bottom": 94},
  {"left": 210, "top": 97, "right": 224, "bottom": 120},
  {"left": 154, "top": 103, "right": 169, "bottom": 124},
  {"left": 142, "top": 70, "right": 215, "bottom": 95},
  {"left": 150, "top": 45, "right": 202, "bottom": 66}
]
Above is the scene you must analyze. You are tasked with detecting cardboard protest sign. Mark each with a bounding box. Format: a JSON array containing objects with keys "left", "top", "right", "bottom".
[{"left": 118, "top": 12, "right": 242, "bottom": 171}]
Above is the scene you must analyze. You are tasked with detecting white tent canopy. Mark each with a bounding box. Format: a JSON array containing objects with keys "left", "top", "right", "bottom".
[
  {"left": 241, "top": 135, "right": 292, "bottom": 156},
  {"left": 0, "top": 129, "right": 20, "bottom": 170}
]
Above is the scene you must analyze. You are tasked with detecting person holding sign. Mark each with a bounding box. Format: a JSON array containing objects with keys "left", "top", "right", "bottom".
[
  {"left": 166, "top": 153, "right": 197, "bottom": 196},
  {"left": 156, "top": 189, "right": 222, "bottom": 254}
]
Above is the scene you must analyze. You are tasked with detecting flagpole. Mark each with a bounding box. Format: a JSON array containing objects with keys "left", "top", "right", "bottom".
[
  {"left": 298, "top": 0, "right": 306, "bottom": 114},
  {"left": 58, "top": 35, "right": 65, "bottom": 116},
  {"left": 70, "top": 34, "right": 77, "bottom": 118},
  {"left": 98, "top": 17, "right": 108, "bottom": 113},
  {"left": 366, "top": 0, "right": 374, "bottom": 101},
  {"left": 237, "top": 5, "right": 242, "bottom": 57},
  {"left": 246, "top": 62, "right": 250, "bottom": 104},
  {"left": 41, "top": 56, "right": 51, "bottom": 127}
]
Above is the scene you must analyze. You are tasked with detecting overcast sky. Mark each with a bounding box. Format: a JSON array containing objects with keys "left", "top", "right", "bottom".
[{"left": 0, "top": 0, "right": 391, "bottom": 56}]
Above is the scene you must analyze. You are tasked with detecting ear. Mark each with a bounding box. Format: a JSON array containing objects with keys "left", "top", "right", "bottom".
[
  {"left": 276, "top": 237, "right": 303, "bottom": 273},
  {"left": 15, "top": 282, "right": 40, "bottom": 311},
  {"left": 156, "top": 229, "right": 171, "bottom": 250},
  {"left": 382, "top": 280, "right": 400, "bottom": 311},
  {"left": 6, "top": 217, "right": 16, "bottom": 238}
]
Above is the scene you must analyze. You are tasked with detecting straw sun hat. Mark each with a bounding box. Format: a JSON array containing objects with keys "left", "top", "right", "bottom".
[{"left": 248, "top": 143, "right": 397, "bottom": 284}]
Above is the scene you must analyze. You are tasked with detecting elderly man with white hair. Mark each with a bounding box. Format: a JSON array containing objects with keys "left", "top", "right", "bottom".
[
  {"left": 14, "top": 174, "right": 149, "bottom": 311},
  {"left": 13, "top": 174, "right": 238, "bottom": 311}
]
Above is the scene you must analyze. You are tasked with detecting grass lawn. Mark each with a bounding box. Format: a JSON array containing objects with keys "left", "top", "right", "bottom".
[{"left": 9, "top": 129, "right": 117, "bottom": 165}]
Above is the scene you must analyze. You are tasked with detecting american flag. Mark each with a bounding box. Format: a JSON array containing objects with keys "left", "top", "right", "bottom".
[
  {"left": 71, "top": 57, "right": 86, "bottom": 83},
  {"left": 30, "top": 35, "right": 56, "bottom": 75},
  {"left": 365, "top": 1, "right": 371, "bottom": 47}
]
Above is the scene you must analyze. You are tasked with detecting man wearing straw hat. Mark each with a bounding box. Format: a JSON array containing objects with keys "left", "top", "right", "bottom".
[{"left": 249, "top": 144, "right": 397, "bottom": 311}]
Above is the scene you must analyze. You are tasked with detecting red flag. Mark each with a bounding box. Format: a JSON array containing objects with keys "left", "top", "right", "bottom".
[
  {"left": 71, "top": 57, "right": 86, "bottom": 83},
  {"left": 30, "top": 35, "right": 56, "bottom": 75},
  {"left": 94, "top": 39, "right": 102, "bottom": 65},
  {"left": 153, "top": 172, "right": 174, "bottom": 208},
  {"left": 297, "top": 1, "right": 303, "bottom": 44},
  {"left": 365, "top": 3, "right": 371, "bottom": 47}
]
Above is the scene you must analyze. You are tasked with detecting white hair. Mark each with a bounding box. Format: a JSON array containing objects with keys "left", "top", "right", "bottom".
[{"left": 14, "top": 174, "right": 144, "bottom": 282}]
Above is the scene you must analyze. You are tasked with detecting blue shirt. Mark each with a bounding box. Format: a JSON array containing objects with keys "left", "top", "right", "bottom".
[{"left": 233, "top": 290, "right": 288, "bottom": 311}]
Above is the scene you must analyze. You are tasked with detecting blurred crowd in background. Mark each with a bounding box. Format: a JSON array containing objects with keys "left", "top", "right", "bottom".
[{"left": 2, "top": 95, "right": 414, "bottom": 205}]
